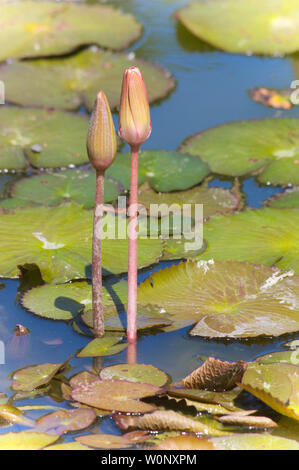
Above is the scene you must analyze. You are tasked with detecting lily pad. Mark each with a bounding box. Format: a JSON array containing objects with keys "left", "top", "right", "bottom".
[
  {"left": 153, "top": 435, "right": 215, "bottom": 450},
  {"left": 0, "top": 49, "right": 175, "bottom": 112},
  {"left": 255, "top": 341, "right": 299, "bottom": 365},
  {"left": 211, "top": 434, "right": 299, "bottom": 450},
  {"left": 75, "top": 433, "right": 133, "bottom": 450},
  {"left": 12, "top": 361, "right": 68, "bottom": 392},
  {"left": 180, "top": 119, "right": 299, "bottom": 186},
  {"left": 0, "top": 205, "right": 164, "bottom": 283},
  {"left": 0, "top": 431, "right": 59, "bottom": 450},
  {"left": 0, "top": 2, "right": 142, "bottom": 61},
  {"left": 106, "top": 150, "right": 210, "bottom": 192},
  {"left": 76, "top": 336, "right": 127, "bottom": 357},
  {"left": 265, "top": 188, "right": 299, "bottom": 209},
  {"left": 10, "top": 169, "right": 122, "bottom": 207},
  {"left": 175, "top": 0, "right": 299, "bottom": 55},
  {"left": 36, "top": 408, "right": 96, "bottom": 435},
  {"left": 137, "top": 181, "right": 240, "bottom": 220},
  {"left": 99, "top": 364, "right": 169, "bottom": 387},
  {"left": 193, "top": 208, "right": 299, "bottom": 273},
  {"left": 44, "top": 442, "right": 91, "bottom": 451},
  {"left": 71, "top": 379, "right": 161, "bottom": 413},
  {"left": 0, "top": 107, "right": 89, "bottom": 170},
  {"left": 137, "top": 260, "right": 299, "bottom": 337},
  {"left": 240, "top": 363, "right": 299, "bottom": 421}
]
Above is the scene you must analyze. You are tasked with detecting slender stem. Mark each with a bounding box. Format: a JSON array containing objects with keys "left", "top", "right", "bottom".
[
  {"left": 127, "top": 341, "right": 137, "bottom": 365},
  {"left": 127, "top": 145, "right": 139, "bottom": 343},
  {"left": 92, "top": 170, "right": 105, "bottom": 338}
]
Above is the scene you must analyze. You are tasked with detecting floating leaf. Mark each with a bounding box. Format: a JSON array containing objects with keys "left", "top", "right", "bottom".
[
  {"left": 0, "top": 431, "right": 59, "bottom": 450},
  {"left": 250, "top": 87, "right": 293, "bottom": 110},
  {"left": 194, "top": 208, "right": 299, "bottom": 273},
  {"left": 175, "top": 0, "right": 299, "bottom": 55},
  {"left": 75, "top": 433, "right": 133, "bottom": 450},
  {"left": 0, "top": 2, "right": 142, "bottom": 60},
  {"left": 0, "top": 205, "right": 164, "bottom": 282},
  {"left": 106, "top": 150, "right": 210, "bottom": 192},
  {"left": 182, "top": 358, "right": 247, "bottom": 391},
  {"left": 240, "top": 363, "right": 299, "bottom": 421},
  {"left": 0, "top": 49, "right": 175, "bottom": 111},
  {"left": 211, "top": 434, "right": 299, "bottom": 450},
  {"left": 36, "top": 408, "right": 96, "bottom": 435},
  {"left": 168, "top": 387, "right": 243, "bottom": 412},
  {"left": 0, "top": 404, "right": 34, "bottom": 428},
  {"left": 76, "top": 336, "right": 127, "bottom": 357},
  {"left": 10, "top": 170, "right": 122, "bottom": 207},
  {"left": 255, "top": 341, "right": 299, "bottom": 366},
  {"left": 265, "top": 189, "right": 299, "bottom": 209},
  {"left": 153, "top": 435, "right": 215, "bottom": 450},
  {"left": 114, "top": 410, "right": 225, "bottom": 435},
  {"left": 44, "top": 442, "right": 91, "bottom": 451},
  {"left": 137, "top": 260, "right": 299, "bottom": 337},
  {"left": 100, "top": 364, "right": 169, "bottom": 387},
  {"left": 180, "top": 119, "right": 299, "bottom": 186},
  {"left": 0, "top": 107, "right": 89, "bottom": 170},
  {"left": 71, "top": 379, "right": 161, "bottom": 413},
  {"left": 217, "top": 412, "right": 277, "bottom": 429},
  {"left": 12, "top": 361, "right": 68, "bottom": 392}
]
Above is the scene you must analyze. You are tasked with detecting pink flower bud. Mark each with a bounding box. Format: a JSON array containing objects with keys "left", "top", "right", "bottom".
[
  {"left": 118, "top": 67, "right": 151, "bottom": 148},
  {"left": 87, "top": 91, "right": 117, "bottom": 172}
]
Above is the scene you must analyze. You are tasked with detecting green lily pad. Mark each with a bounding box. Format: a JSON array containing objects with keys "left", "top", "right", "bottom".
[
  {"left": 0, "top": 431, "right": 59, "bottom": 450},
  {"left": 0, "top": 198, "right": 38, "bottom": 210},
  {"left": 175, "top": 0, "right": 299, "bottom": 55},
  {"left": 107, "top": 150, "right": 210, "bottom": 192},
  {"left": 0, "top": 107, "right": 89, "bottom": 170},
  {"left": 10, "top": 169, "right": 122, "bottom": 208},
  {"left": 180, "top": 119, "right": 299, "bottom": 186},
  {"left": 12, "top": 361, "right": 68, "bottom": 392},
  {"left": 77, "top": 336, "right": 127, "bottom": 357},
  {"left": 0, "top": 205, "right": 164, "bottom": 283},
  {"left": 0, "top": 2, "right": 142, "bottom": 61},
  {"left": 36, "top": 408, "right": 96, "bottom": 435},
  {"left": 44, "top": 442, "right": 91, "bottom": 451},
  {"left": 0, "top": 49, "right": 175, "bottom": 112},
  {"left": 75, "top": 433, "right": 133, "bottom": 450},
  {"left": 265, "top": 188, "right": 299, "bottom": 209},
  {"left": 240, "top": 363, "right": 299, "bottom": 421},
  {"left": 71, "top": 379, "right": 161, "bottom": 413},
  {"left": 193, "top": 208, "right": 299, "bottom": 273},
  {"left": 100, "top": 364, "right": 169, "bottom": 387},
  {"left": 255, "top": 341, "right": 299, "bottom": 365},
  {"left": 137, "top": 260, "right": 299, "bottom": 337},
  {"left": 211, "top": 434, "right": 299, "bottom": 450},
  {"left": 137, "top": 182, "right": 240, "bottom": 220}
]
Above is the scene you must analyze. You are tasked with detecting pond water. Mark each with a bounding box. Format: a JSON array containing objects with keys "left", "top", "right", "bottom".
[{"left": 0, "top": 0, "right": 299, "bottom": 439}]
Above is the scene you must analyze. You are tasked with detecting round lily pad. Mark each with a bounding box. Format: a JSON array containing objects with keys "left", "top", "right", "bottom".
[
  {"left": 137, "top": 260, "right": 299, "bottom": 337},
  {"left": 0, "top": 107, "right": 89, "bottom": 170},
  {"left": 137, "top": 182, "right": 240, "bottom": 220},
  {"left": 0, "top": 49, "right": 175, "bottom": 112},
  {"left": 0, "top": 205, "right": 164, "bottom": 283},
  {"left": 193, "top": 208, "right": 299, "bottom": 273},
  {"left": 265, "top": 188, "right": 299, "bottom": 209},
  {"left": 175, "top": 0, "right": 299, "bottom": 55},
  {"left": 36, "top": 408, "right": 96, "bottom": 435},
  {"left": 71, "top": 379, "right": 161, "bottom": 413},
  {"left": 107, "top": 150, "right": 210, "bottom": 192},
  {"left": 180, "top": 119, "right": 299, "bottom": 186},
  {"left": 10, "top": 169, "right": 123, "bottom": 208},
  {"left": 100, "top": 364, "right": 169, "bottom": 387},
  {"left": 0, "top": 2, "right": 142, "bottom": 61}
]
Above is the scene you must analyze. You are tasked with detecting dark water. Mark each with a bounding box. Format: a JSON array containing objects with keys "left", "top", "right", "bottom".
[{"left": 0, "top": 0, "right": 298, "bottom": 435}]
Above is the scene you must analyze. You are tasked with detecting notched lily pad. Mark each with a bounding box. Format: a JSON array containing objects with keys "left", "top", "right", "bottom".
[
  {"left": 180, "top": 119, "right": 299, "bottom": 186},
  {"left": 10, "top": 169, "right": 123, "bottom": 207},
  {"left": 99, "top": 364, "right": 169, "bottom": 387},
  {"left": 264, "top": 188, "right": 299, "bottom": 209},
  {"left": 137, "top": 260, "right": 299, "bottom": 337},
  {"left": 0, "top": 107, "right": 89, "bottom": 170},
  {"left": 71, "top": 379, "right": 162, "bottom": 413},
  {"left": 12, "top": 359, "right": 69, "bottom": 392},
  {"left": 107, "top": 150, "right": 210, "bottom": 192},
  {"left": 0, "top": 49, "right": 175, "bottom": 111},
  {"left": 175, "top": 0, "right": 299, "bottom": 55},
  {"left": 36, "top": 408, "right": 96, "bottom": 435},
  {"left": 76, "top": 336, "right": 127, "bottom": 357},
  {"left": 0, "top": 2, "right": 142, "bottom": 60}
]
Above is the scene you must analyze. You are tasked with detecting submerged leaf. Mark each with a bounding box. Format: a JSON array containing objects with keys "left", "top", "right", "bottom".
[{"left": 182, "top": 358, "right": 247, "bottom": 391}]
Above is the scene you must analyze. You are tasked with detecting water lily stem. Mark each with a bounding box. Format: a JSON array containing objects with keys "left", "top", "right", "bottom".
[
  {"left": 92, "top": 170, "right": 105, "bottom": 338},
  {"left": 127, "top": 145, "right": 139, "bottom": 343}
]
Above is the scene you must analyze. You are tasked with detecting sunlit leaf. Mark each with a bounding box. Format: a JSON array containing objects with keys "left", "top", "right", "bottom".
[
  {"left": 36, "top": 408, "right": 96, "bottom": 435},
  {"left": 75, "top": 433, "right": 133, "bottom": 450},
  {"left": 153, "top": 435, "right": 215, "bottom": 450},
  {"left": 211, "top": 433, "right": 299, "bottom": 450},
  {"left": 12, "top": 360, "right": 68, "bottom": 392},
  {"left": 217, "top": 412, "right": 277, "bottom": 428},
  {"left": 76, "top": 336, "right": 127, "bottom": 357},
  {"left": 0, "top": 431, "right": 59, "bottom": 450},
  {"left": 265, "top": 188, "right": 299, "bottom": 209},
  {"left": 100, "top": 364, "right": 169, "bottom": 387}
]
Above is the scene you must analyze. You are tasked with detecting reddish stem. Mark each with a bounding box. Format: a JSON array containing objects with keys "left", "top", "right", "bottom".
[
  {"left": 127, "top": 145, "right": 139, "bottom": 343},
  {"left": 92, "top": 170, "right": 105, "bottom": 338},
  {"left": 127, "top": 341, "right": 137, "bottom": 365}
]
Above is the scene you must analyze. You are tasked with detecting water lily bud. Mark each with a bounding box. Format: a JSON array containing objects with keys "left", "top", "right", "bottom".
[
  {"left": 87, "top": 90, "right": 117, "bottom": 172},
  {"left": 118, "top": 67, "right": 151, "bottom": 148}
]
